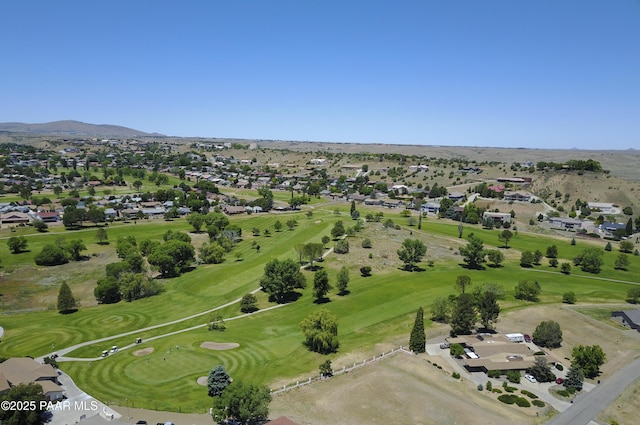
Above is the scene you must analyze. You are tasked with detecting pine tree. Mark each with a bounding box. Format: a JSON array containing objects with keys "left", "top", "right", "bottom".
[
  {"left": 207, "top": 365, "right": 231, "bottom": 397},
  {"left": 57, "top": 282, "right": 77, "bottom": 313},
  {"left": 409, "top": 307, "right": 426, "bottom": 353}
]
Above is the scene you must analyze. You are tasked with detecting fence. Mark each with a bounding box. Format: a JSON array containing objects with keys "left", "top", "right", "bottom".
[{"left": 270, "top": 345, "right": 412, "bottom": 396}]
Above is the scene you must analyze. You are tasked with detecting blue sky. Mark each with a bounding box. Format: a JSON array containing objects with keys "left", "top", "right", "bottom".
[{"left": 1, "top": 1, "right": 639, "bottom": 149}]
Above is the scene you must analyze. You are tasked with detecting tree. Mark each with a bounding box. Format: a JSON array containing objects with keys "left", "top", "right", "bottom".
[
  {"left": 549, "top": 257, "right": 558, "bottom": 267},
  {"left": 199, "top": 242, "right": 226, "bottom": 264},
  {"left": 259, "top": 258, "right": 307, "bottom": 303},
  {"left": 533, "top": 249, "right": 543, "bottom": 265},
  {"left": 476, "top": 290, "right": 500, "bottom": 330},
  {"left": 360, "top": 266, "right": 372, "bottom": 277},
  {"left": 361, "top": 237, "right": 372, "bottom": 248},
  {"left": 7, "top": 236, "right": 28, "bottom": 254},
  {"left": 321, "top": 235, "right": 330, "bottom": 248},
  {"left": 459, "top": 233, "right": 486, "bottom": 269},
  {"left": 397, "top": 238, "right": 427, "bottom": 271},
  {"left": 626, "top": 216, "right": 633, "bottom": 235},
  {"left": 57, "top": 282, "right": 77, "bottom": 313},
  {"left": 604, "top": 241, "right": 612, "bottom": 251},
  {"left": 572, "top": 345, "right": 606, "bottom": 378},
  {"left": 34, "top": 244, "right": 68, "bottom": 266},
  {"left": 486, "top": 249, "right": 504, "bottom": 267},
  {"left": 334, "top": 239, "right": 349, "bottom": 254},
  {"left": 430, "top": 296, "right": 450, "bottom": 323},
  {"left": 274, "top": 220, "right": 283, "bottom": 232},
  {"left": 561, "top": 262, "right": 572, "bottom": 274},
  {"left": 498, "top": 229, "right": 513, "bottom": 248},
  {"left": 147, "top": 240, "right": 195, "bottom": 277},
  {"left": 313, "top": 269, "right": 332, "bottom": 301},
  {"left": 65, "top": 239, "right": 86, "bottom": 261},
  {"left": 336, "top": 266, "right": 350, "bottom": 295},
  {"left": 532, "top": 320, "right": 562, "bottom": 348},
  {"left": 564, "top": 365, "right": 585, "bottom": 391},
  {"left": 0, "top": 383, "right": 47, "bottom": 425},
  {"left": 33, "top": 219, "right": 48, "bottom": 232},
  {"left": 96, "top": 227, "right": 108, "bottom": 244},
  {"left": 526, "top": 356, "right": 556, "bottom": 383},
  {"left": 520, "top": 250, "right": 535, "bottom": 267},
  {"left": 86, "top": 205, "right": 104, "bottom": 225},
  {"left": 211, "top": 381, "right": 271, "bottom": 425},
  {"left": 331, "top": 220, "right": 345, "bottom": 239},
  {"left": 304, "top": 242, "right": 324, "bottom": 268},
  {"left": 449, "top": 343, "right": 465, "bottom": 358},
  {"left": 450, "top": 293, "right": 477, "bottom": 336},
  {"left": 207, "top": 365, "right": 231, "bottom": 397},
  {"left": 546, "top": 245, "right": 558, "bottom": 258},
  {"left": 563, "top": 291, "right": 576, "bottom": 304},
  {"left": 573, "top": 248, "right": 603, "bottom": 273},
  {"left": 300, "top": 309, "right": 339, "bottom": 354},
  {"left": 319, "top": 359, "right": 333, "bottom": 377},
  {"left": 240, "top": 293, "right": 258, "bottom": 313},
  {"left": 187, "top": 212, "right": 205, "bottom": 232},
  {"left": 615, "top": 253, "right": 630, "bottom": 270},
  {"left": 94, "top": 277, "right": 122, "bottom": 304},
  {"left": 627, "top": 287, "right": 640, "bottom": 304},
  {"left": 286, "top": 218, "right": 298, "bottom": 230},
  {"left": 620, "top": 240, "right": 634, "bottom": 253},
  {"left": 454, "top": 275, "right": 472, "bottom": 294},
  {"left": 514, "top": 280, "right": 541, "bottom": 302},
  {"left": 409, "top": 307, "right": 426, "bottom": 353},
  {"left": 62, "top": 204, "right": 85, "bottom": 228}
]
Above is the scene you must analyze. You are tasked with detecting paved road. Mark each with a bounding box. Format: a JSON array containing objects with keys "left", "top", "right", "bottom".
[{"left": 545, "top": 357, "right": 640, "bottom": 425}]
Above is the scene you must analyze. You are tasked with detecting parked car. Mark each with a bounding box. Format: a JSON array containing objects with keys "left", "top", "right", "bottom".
[
  {"left": 524, "top": 334, "right": 532, "bottom": 343},
  {"left": 440, "top": 342, "right": 450, "bottom": 349},
  {"left": 524, "top": 374, "right": 537, "bottom": 383},
  {"left": 555, "top": 377, "right": 564, "bottom": 384},
  {"left": 135, "top": 421, "right": 148, "bottom": 425}
]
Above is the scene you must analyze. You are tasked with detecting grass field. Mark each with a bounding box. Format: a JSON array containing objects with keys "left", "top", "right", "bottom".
[{"left": 1, "top": 203, "right": 639, "bottom": 413}]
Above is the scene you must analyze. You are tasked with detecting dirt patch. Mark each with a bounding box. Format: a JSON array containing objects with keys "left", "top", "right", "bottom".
[
  {"left": 270, "top": 353, "right": 532, "bottom": 425},
  {"left": 196, "top": 376, "right": 208, "bottom": 386},
  {"left": 133, "top": 347, "right": 154, "bottom": 356},
  {"left": 200, "top": 341, "right": 239, "bottom": 350}
]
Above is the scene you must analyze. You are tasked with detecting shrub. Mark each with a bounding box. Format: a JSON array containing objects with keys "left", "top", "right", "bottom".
[
  {"left": 35, "top": 244, "right": 69, "bottom": 266},
  {"left": 334, "top": 240, "right": 349, "bottom": 254},
  {"left": 477, "top": 384, "right": 483, "bottom": 391},
  {"left": 498, "top": 394, "right": 517, "bottom": 404},
  {"left": 563, "top": 291, "right": 576, "bottom": 304},
  {"left": 507, "top": 370, "right": 521, "bottom": 383},
  {"left": 556, "top": 389, "right": 570, "bottom": 397},
  {"left": 521, "top": 390, "right": 538, "bottom": 399},
  {"left": 486, "top": 381, "right": 492, "bottom": 391},
  {"left": 452, "top": 372, "right": 460, "bottom": 379},
  {"left": 533, "top": 351, "right": 546, "bottom": 355},
  {"left": 515, "top": 397, "right": 531, "bottom": 407},
  {"left": 555, "top": 363, "right": 564, "bottom": 371},
  {"left": 361, "top": 238, "right": 372, "bottom": 248},
  {"left": 532, "top": 400, "right": 546, "bottom": 407},
  {"left": 488, "top": 370, "right": 502, "bottom": 378},
  {"left": 359, "top": 266, "right": 372, "bottom": 277},
  {"left": 492, "top": 388, "right": 503, "bottom": 394}
]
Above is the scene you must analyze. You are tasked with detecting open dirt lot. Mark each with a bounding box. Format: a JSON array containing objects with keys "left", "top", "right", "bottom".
[{"left": 270, "top": 304, "right": 640, "bottom": 425}]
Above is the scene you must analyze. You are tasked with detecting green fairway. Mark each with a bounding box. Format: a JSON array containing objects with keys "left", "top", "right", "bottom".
[{"left": 1, "top": 207, "right": 639, "bottom": 412}]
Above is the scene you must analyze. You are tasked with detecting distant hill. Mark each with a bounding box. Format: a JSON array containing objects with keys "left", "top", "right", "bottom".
[{"left": 0, "top": 120, "right": 165, "bottom": 138}]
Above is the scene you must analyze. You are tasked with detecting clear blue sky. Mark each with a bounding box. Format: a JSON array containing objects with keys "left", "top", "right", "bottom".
[{"left": 1, "top": 1, "right": 639, "bottom": 149}]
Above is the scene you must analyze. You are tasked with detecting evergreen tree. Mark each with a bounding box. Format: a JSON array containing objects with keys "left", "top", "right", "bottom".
[
  {"left": 57, "top": 282, "right": 77, "bottom": 313},
  {"left": 564, "top": 366, "right": 585, "bottom": 391},
  {"left": 409, "top": 307, "right": 426, "bottom": 353},
  {"left": 450, "top": 293, "right": 477, "bottom": 336},
  {"left": 626, "top": 217, "right": 633, "bottom": 236},
  {"left": 313, "top": 269, "right": 332, "bottom": 301},
  {"left": 207, "top": 365, "right": 231, "bottom": 397}
]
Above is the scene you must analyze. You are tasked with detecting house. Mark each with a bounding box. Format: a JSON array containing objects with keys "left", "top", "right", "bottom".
[
  {"left": 223, "top": 205, "right": 246, "bottom": 215},
  {"left": 141, "top": 207, "right": 165, "bottom": 219},
  {"left": 482, "top": 211, "right": 512, "bottom": 224},
  {"left": 588, "top": 202, "right": 614, "bottom": 213},
  {"left": 549, "top": 217, "right": 582, "bottom": 230},
  {"left": 612, "top": 310, "right": 640, "bottom": 333},
  {"left": 1, "top": 212, "right": 31, "bottom": 225},
  {"left": 35, "top": 211, "right": 60, "bottom": 222},
  {"left": 503, "top": 191, "right": 532, "bottom": 202},
  {"left": 104, "top": 208, "right": 117, "bottom": 220},
  {"left": 0, "top": 358, "right": 64, "bottom": 400},
  {"left": 446, "top": 334, "right": 537, "bottom": 373},
  {"left": 364, "top": 198, "right": 383, "bottom": 206},
  {"left": 448, "top": 192, "right": 465, "bottom": 201},
  {"left": 421, "top": 201, "right": 441, "bottom": 215},
  {"left": 600, "top": 222, "right": 626, "bottom": 237}
]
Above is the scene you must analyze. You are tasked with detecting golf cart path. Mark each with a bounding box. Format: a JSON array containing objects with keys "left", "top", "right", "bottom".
[{"left": 42, "top": 244, "right": 337, "bottom": 362}]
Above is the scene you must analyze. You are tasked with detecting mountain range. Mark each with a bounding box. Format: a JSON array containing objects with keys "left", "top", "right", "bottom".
[{"left": 0, "top": 120, "right": 164, "bottom": 138}]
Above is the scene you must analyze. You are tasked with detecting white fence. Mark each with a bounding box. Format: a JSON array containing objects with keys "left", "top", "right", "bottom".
[{"left": 270, "top": 346, "right": 412, "bottom": 396}]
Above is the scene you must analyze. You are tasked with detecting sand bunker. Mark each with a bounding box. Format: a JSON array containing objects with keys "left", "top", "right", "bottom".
[
  {"left": 133, "top": 347, "right": 154, "bottom": 356},
  {"left": 200, "top": 341, "right": 239, "bottom": 351},
  {"left": 197, "top": 376, "right": 208, "bottom": 386}
]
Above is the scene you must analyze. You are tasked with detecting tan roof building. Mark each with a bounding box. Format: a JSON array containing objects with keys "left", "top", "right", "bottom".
[
  {"left": 448, "top": 334, "right": 538, "bottom": 372},
  {"left": 0, "top": 358, "right": 64, "bottom": 400}
]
